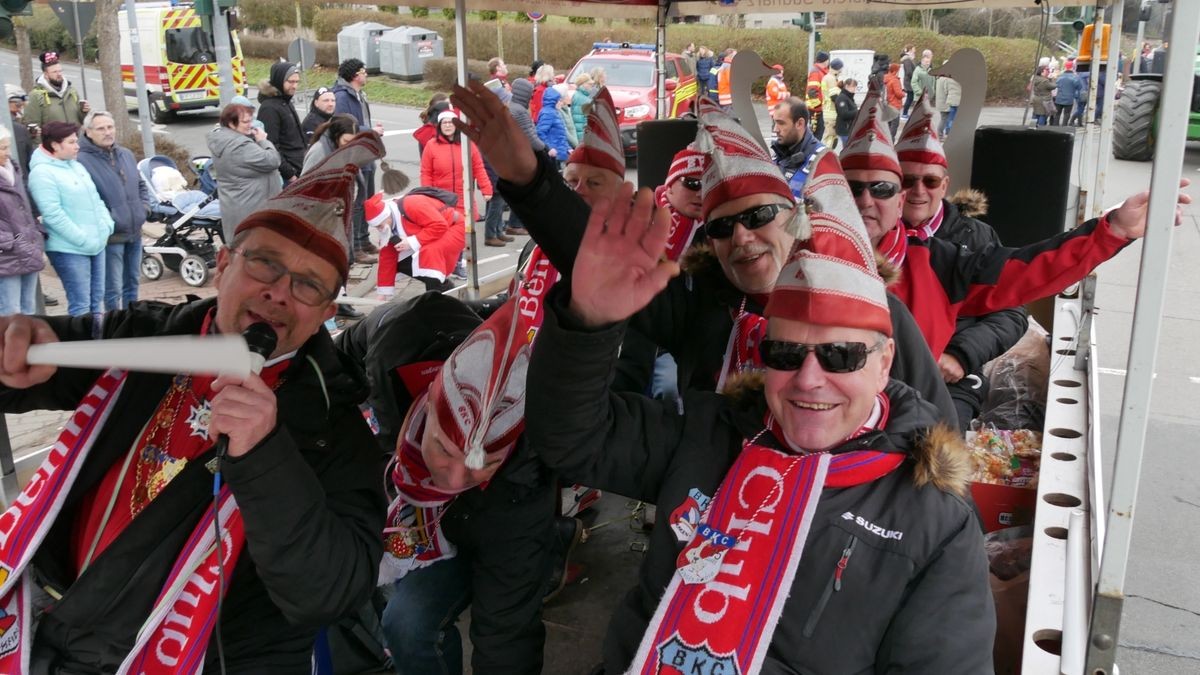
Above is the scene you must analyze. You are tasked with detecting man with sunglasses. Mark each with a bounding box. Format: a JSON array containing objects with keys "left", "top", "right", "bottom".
[
  {"left": 0, "top": 136, "right": 387, "bottom": 672},
  {"left": 890, "top": 96, "right": 1027, "bottom": 427},
  {"left": 770, "top": 96, "right": 825, "bottom": 199},
  {"left": 848, "top": 91, "right": 1190, "bottom": 372},
  {"left": 450, "top": 83, "right": 956, "bottom": 422},
  {"left": 523, "top": 147, "right": 994, "bottom": 674}
]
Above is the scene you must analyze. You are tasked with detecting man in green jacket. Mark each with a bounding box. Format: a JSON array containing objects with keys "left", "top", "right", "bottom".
[
  {"left": 25, "top": 52, "right": 89, "bottom": 127},
  {"left": 910, "top": 49, "right": 936, "bottom": 105}
]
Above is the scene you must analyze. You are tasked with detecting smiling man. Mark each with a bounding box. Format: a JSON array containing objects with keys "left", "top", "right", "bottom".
[
  {"left": 524, "top": 146, "right": 994, "bottom": 674},
  {"left": 0, "top": 135, "right": 386, "bottom": 673}
]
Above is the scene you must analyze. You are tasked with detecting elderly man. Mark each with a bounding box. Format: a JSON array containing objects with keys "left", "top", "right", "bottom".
[
  {"left": 451, "top": 83, "right": 956, "bottom": 422},
  {"left": 524, "top": 138, "right": 995, "bottom": 672},
  {"left": 562, "top": 88, "right": 626, "bottom": 207},
  {"left": 6, "top": 85, "right": 33, "bottom": 174},
  {"left": 770, "top": 95, "right": 825, "bottom": 199},
  {"left": 76, "top": 111, "right": 150, "bottom": 311},
  {"left": 0, "top": 135, "right": 386, "bottom": 673},
  {"left": 843, "top": 90, "right": 1188, "bottom": 370}
]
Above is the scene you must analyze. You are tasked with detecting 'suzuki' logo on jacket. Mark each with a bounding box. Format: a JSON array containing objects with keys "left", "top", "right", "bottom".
[{"left": 841, "top": 511, "right": 904, "bottom": 541}]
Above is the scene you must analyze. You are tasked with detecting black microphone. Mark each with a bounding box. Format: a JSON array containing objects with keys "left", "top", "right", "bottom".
[{"left": 214, "top": 322, "right": 278, "bottom": 459}]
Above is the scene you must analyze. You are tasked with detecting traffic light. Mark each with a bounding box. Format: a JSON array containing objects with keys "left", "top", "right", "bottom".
[
  {"left": 0, "top": 0, "right": 33, "bottom": 41},
  {"left": 790, "top": 17, "right": 812, "bottom": 31}
]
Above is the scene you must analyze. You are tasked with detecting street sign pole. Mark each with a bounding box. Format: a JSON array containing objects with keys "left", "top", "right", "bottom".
[
  {"left": 533, "top": 20, "right": 539, "bottom": 62},
  {"left": 125, "top": 0, "right": 155, "bottom": 159},
  {"left": 70, "top": 0, "right": 86, "bottom": 100},
  {"left": 807, "top": 13, "right": 816, "bottom": 73}
]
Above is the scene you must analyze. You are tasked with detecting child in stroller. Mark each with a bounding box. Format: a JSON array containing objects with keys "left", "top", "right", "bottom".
[{"left": 139, "top": 155, "right": 225, "bottom": 287}]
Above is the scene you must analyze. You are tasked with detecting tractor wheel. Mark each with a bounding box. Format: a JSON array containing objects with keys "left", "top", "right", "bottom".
[{"left": 1113, "top": 79, "right": 1162, "bottom": 161}]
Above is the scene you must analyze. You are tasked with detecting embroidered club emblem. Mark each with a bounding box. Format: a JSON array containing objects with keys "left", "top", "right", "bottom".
[
  {"left": 0, "top": 600, "right": 19, "bottom": 658},
  {"left": 186, "top": 400, "right": 212, "bottom": 439},
  {"left": 669, "top": 488, "right": 711, "bottom": 543},
  {"left": 656, "top": 634, "right": 740, "bottom": 675}
]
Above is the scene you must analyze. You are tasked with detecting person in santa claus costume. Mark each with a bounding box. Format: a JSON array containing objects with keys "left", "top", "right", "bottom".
[
  {"left": 524, "top": 136, "right": 996, "bottom": 672},
  {"left": 365, "top": 182, "right": 466, "bottom": 295}
]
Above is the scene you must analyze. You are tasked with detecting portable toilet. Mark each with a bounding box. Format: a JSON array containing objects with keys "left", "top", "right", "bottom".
[
  {"left": 379, "top": 26, "right": 444, "bottom": 82},
  {"left": 830, "top": 49, "right": 875, "bottom": 105},
  {"left": 337, "top": 21, "right": 392, "bottom": 74}
]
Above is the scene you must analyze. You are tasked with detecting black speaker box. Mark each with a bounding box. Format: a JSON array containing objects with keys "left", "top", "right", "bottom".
[
  {"left": 970, "top": 126, "right": 1075, "bottom": 247},
  {"left": 636, "top": 118, "right": 699, "bottom": 189}
]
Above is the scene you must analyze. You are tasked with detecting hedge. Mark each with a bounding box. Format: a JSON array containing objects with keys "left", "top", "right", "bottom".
[
  {"left": 308, "top": 9, "right": 1042, "bottom": 100},
  {"left": 422, "top": 58, "right": 496, "bottom": 92},
  {"left": 238, "top": 35, "right": 339, "bottom": 69}
]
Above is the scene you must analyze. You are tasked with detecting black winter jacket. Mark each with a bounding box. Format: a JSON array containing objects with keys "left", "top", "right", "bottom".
[
  {"left": 771, "top": 128, "right": 825, "bottom": 200},
  {"left": 525, "top": 287, "right": 994, "bottom": 674},
  {"left": 834, "top": 89, "right": 859, "bottom": 136},
  {"left": 1, "top": 298, "right": 385, "bottom": 674},
  {"left": 497, "top": 151, "right": 957, "bottom": 426},
  {"left": 336, "top": 293, "right": 557, "bottom": 673},
  {"left": 933, "top": 193, "right": 1029, "bottom": 376},
  {"left": 257, "top": 63, "right": 307, "bottom": 181}
]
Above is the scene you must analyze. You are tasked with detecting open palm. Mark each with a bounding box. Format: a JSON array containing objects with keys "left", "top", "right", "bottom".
[
  {"left": 451, "top": 80, "right": 538, "bottom": 185},
  {"left": 569, "top": 185, "right": 679, "bottom": 327}
]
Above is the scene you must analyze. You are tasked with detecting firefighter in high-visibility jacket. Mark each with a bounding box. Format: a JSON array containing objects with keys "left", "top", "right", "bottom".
[
  {"left": 806, "top": 51, "right": 830, "bottom": 139},
  {"left": 765, "top": 65, "right": 789, "bottom": 113},
  {"left": 821, "top": 57, "right": 843, "bottom": 149},
  {"left": 716, "top": 51, "right": 735, "bottom": 109}
]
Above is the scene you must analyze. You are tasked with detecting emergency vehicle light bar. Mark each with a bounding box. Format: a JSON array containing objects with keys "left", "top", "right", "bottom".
[{"left": 592, "top": 42, "right": 656, "bottom": 52}]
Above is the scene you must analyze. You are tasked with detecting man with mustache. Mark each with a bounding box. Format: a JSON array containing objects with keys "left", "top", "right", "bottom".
[
  {"left": 451, "top": 82, "right": 956, "bottom": 422},
  {"left": 0, "top": 136, "right": 386, "bottom": 672}
]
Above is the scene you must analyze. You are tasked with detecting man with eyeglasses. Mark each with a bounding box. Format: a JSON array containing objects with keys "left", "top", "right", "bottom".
[
  {"left": 843, "top": 90, "right": 1190, "bottom": 374},
  {"left": 891, "top": 95, "right": 1027, "bottom": 427},
  {"left": 450, "top": 83, "right": 955, "bottom": 420},
  {"left": 562, "top": 88, "right": 626, "bottom": 208},
  {"left": 256, "top": 61, "right": 308, "bottom": 185},
  {"left": 522, "top": 145, "right": 995, "bottom": 674},
  {"left": 770, "top": 96, "right": 825, "bottom": 199},
  {"left": 0, "top": 135, "right": 387, "bottom": 672}
]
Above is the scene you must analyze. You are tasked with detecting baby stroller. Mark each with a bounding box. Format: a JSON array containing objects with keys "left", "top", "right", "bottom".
[{"left": 138, "top": 155, "right": 225, "bottom": 287}]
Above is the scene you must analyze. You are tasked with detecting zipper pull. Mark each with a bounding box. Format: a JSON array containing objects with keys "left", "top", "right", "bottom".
[{"left": 833, "top": 538, "right": 856, "bottom": 591}]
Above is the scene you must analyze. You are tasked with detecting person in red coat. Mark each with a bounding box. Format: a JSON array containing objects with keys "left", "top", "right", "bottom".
[
  {"left": 420, "top": 108, "right": 493, "bottom": 224},
  {"left": 413, "top": 94, "right": 450, "bottom": 157},
  {"left": 366, "top": 189, "right": 465, "bottom": 294}
]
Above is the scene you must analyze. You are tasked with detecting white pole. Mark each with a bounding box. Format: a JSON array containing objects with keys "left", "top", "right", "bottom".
[
  {"left": 1092, "top": 0, "right": 1124, "bottom": 219},
  {"left": 1061, "top": 509, "right": 1090, "bottom": 675},
  {"left": 1086, "top": 2, "right": 1200, "bottom": 672},
  {"left": 655, "top": 1, "right": 667, "bottom": 119},
  {"left": 533, "top": 19, "right": 539, "bottom": 63},
  {"left": 1133, "top": 15, "right": 1146, "bottom": 74},
  {"left": 454, "top": 0, "right": 478, "bottom": 299},
  {"left": 1081, "top": 2, "right": 1106, "bottom": 220},
  {"left": 71, "top": 0, "right": 87, "bottom": 100},
  {"left": 124, "top": 0, "right": 155, "bottom": 160},
  {"left": 212, "top": 6, "right": 235, "bottom": 105},
  {"left": 806, "top": 13, "right": 815, "bottom": 74}
]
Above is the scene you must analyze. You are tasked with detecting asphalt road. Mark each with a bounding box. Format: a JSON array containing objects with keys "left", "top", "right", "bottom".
[{"left": 4, "top": 47, "right": 1200, "bottom": 673}]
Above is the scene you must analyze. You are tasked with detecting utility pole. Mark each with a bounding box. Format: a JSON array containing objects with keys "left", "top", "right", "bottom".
[
  {"left": 212, "top": 4, "right": 235, "bottom": 104},
  {"left": 807, "top": 13, "right": 816, "bottom": 73},
  {"left": 124, "top": 0, "right": 155, "bottom": 159}
]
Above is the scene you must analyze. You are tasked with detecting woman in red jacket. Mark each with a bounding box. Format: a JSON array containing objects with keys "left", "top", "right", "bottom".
[
  {"left": 366, "top": 190, "right": 465, "bottom": 294},
  {"left": 420, "top": 108, "right": 493, "bottom": 224},
  {"left": 884, "top": 63, "right": 905, "bottom": 139}
]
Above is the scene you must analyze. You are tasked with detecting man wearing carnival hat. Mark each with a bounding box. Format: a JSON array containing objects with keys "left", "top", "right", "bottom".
[
  {"left": 840, "top": 87, "right": 1189, "bottom": 373},
  {"left": 885, "top": 93, "right": 1026, "bottom": 426},
  {"left": 450, "top": 82, "right": 956, "bottom": 422},
  {"left": 0, "top": 135, "right": 388, "bottom": 672},
  {"left": 562, "top": 88, "right": 627, "bottom": 207},
  {"left": 523, "top": 139, "right": 995, "bottom": 672}
]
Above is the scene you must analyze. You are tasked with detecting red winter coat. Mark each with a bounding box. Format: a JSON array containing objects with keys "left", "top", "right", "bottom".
[
  {"left": 413, "top": 123, "right": 438, "bottom": 156},
  {"left": 419, "top": 132, "right": 493, "bottom": 222},
  {"left": 377, "top": 194, "right": 466, "bottom": 285},
  {"left": 529, "top": 84, "right": 548, "bottom": 124},
  {"left": 890, "top": 215, "right": 1129, "bottom": 359}
]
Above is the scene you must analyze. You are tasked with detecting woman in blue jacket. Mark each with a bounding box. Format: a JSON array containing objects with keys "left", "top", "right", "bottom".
[
  {"left": 28, "top": 121, "right": 114, "bottom": 318},
  {"left": 536, "top": 87, "right": 572, "bottom": 166}
]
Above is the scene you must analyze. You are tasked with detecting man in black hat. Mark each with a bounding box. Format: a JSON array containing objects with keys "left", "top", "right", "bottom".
[{"left": 256, "top": 61, "right": 307, "bottom": 184}]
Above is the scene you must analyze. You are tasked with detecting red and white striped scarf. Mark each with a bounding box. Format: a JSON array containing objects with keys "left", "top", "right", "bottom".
[
  {"left": 906, "top": 199, "right": 945, "bottom": 241},
  {"left": 630, "top": 395, "right": 903, "bottom": 675},
  {"left": 0, "top": 370, "right": 244, "bottom": 675}
]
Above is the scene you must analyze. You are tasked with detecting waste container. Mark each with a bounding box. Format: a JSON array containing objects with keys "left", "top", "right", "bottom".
[
  {"left": 379, "top": 26, "right": 444, "bottom": 82},
  {"left": 337, "top": 21, "right": 392, "bottom": 74}
]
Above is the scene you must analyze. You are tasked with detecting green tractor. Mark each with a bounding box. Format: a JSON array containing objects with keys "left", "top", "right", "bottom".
[{"left": 1112, "top": 42, "right": 1200, "bottom": 161}]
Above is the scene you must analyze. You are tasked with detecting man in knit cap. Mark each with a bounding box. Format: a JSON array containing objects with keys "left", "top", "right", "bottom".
[
  {"left": 0, "top": 134, "right": 387, "bottom": 672},
  {"left": 523, "top": 143, "right": 995, "bottom": 673},
  {"left": 449, "top": 82, "right": 955, "bottom": 417},
  {"left": 656, "top": 146, "right": 706, "bottom": 262},
  {"left": 562, "top": 88, "right": 626, "bottom": 207}
]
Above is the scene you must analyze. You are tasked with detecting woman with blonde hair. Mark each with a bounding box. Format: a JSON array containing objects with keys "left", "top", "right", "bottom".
[
  {"left": 571, "top": 73, "right": 595, "bottom": 138},
  {"left": 529, "top": 64, "right": 555, "bottom": 121}
]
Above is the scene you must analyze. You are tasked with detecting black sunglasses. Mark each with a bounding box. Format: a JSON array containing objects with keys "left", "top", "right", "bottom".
[
  {"left": 759, "top": 338, "right": 887, "bottom": 374},
  {"left": 704, "top": 203, "right": 790, "bottom": 240},
  {"left": 681, "top": 176, "right": 701, "bottom": 192},
  {"left": 901, "top": 174, "right": 946, "bottom": 190},
  {"left": 847, "top": 180, "right": 901, "bottom": 200}
]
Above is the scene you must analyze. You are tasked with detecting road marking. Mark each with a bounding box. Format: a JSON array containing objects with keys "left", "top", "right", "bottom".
[
  {"left": 383, "top": 128, "right": 418, "bottom": 137},
  {"left": 476, "top": 254, "right": 509, "bottom": 264},
  {"left": 1098, "top": 367, "right": 1161, "bottom": 380},
  {"left": 1190, "top": 376, "right": 1200, "bottom": 385}
]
